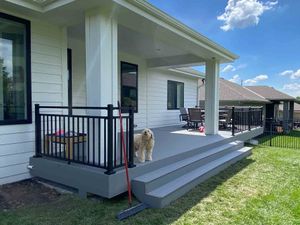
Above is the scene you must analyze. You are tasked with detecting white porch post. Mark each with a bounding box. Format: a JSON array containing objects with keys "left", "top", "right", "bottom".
[
  {"left": 205, "top": 59, "right": 220, "bottom": 135},
  {"left": 85, "top": 7, "right": 118, "bottom": 109},
  {"left": 84, "top": 7, "right": 118, "bottom": 166}
]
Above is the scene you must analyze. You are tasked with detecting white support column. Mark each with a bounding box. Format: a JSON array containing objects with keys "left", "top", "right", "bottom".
[
  {"left": 85, "top": 7, "right": 118, "bottom": 110},
  {"left": 85, "top": 7, "right": 118, "bottom": 165},
  {"left": 205, "top": 59, "right": 220, "bottom": 135}
]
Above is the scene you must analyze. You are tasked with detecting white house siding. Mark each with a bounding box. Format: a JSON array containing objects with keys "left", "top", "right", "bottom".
[
  {"left": 67, "top": 37, "right": 86, "bottom": 107},
  {"left": 0, "top": 12, "right": 67, "bottom": 185},
  {"left": 147, "top": 69, "right": 198, "bottom": 128}
]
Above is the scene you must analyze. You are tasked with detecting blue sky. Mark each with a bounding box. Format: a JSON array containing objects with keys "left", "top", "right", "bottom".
[{"left": 148, "top": 0, "right": 300, "bottom": 97}]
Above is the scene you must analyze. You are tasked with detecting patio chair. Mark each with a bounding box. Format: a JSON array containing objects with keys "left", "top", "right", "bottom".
[
  {"left": 179, "top": 107, "right": 190, "bottom": 128},
  {"left": 187, "top": 108, "right": 203, "bottom": 130},
  {"left": 219, "top": 109, "right": 230, "bottom": 130}
]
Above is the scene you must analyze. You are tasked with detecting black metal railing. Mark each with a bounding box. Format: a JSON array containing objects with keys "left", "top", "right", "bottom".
[
  {"left": 259, "top": 119, "right": 300, "bottom": 149},
  {"left": 34, "top": 104, "right": 135, "bottom": 175},
  {"left": 228, "top": 106, "right": 263, "bottom": 136}
]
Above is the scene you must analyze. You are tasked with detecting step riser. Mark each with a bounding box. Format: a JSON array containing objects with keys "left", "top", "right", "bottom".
[
  {"left": 149, "top": 150, "right": 251, "bottom": 208},
  {"left": 134, "top": 136, "right": 240, "bottom": 173},
  {"left": 140, "top": 142, "right": 244, "bottom": 193}
]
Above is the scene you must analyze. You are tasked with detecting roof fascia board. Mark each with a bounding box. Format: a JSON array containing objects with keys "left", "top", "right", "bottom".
[
  {"left": 5, "top": 0, "right": 43, "bottom": 12},
  {"left": 114, "top": 0, "right": 238, "bottom": 62},
  {"left": 43, "top": 0, "right": 74, "bottom": 12},
  {"left": 5, "top": 0, "right": 74, "bottom": 12}
]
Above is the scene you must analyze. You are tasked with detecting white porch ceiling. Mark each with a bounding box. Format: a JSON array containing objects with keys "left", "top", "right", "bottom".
[{"left": 1, "top": 0, "right": 237, "bottom": 67}]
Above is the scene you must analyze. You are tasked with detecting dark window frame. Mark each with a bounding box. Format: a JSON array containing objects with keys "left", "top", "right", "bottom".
[
  {"left": 0, "top": 12, "right": 32, "bottom": 125},
  {"left": 120, "top": 61, "right": 138, "bottom": 113},
  {"left": 167, "top": 80, "right": 184, "bottom": 110}
]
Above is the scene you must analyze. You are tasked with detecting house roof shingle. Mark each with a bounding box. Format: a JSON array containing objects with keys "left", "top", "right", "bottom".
[
  {"left": 199, "top": 78, "right": 270, "bottom": 103},
  {"left": 245, "top": 86, "right": 295, "bottom": 101}
]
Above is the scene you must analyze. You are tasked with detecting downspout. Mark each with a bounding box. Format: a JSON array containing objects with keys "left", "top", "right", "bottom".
[{"left": 197, "top": 78, "right": 205, "bottom": 107}]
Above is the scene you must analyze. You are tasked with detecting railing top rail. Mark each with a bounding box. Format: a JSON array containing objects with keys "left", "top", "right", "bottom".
[
  {"left": 38, "top": 106, "right": 108, "bottom": 110},
  {"left": 220, "top": 106, "right": 263, "bottom": 109},
  {"left": 37, "top": 105, "right": 135, "bottom": 112}
]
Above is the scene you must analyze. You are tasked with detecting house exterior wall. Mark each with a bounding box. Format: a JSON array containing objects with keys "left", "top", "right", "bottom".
[
  {"left": 0, "top": 11, "right": 68, "bottom": 185},
  {"left": 69, "top": 49, "right": 199, "bottom": 129},
  {"left": 146, "top": 69, "right": 198, "bottom": 128},
  {"left": 67, "top": 37, "right": 86, "bottom": 107},
  {"left": 279, "top": 111, "right": 300, "bottom": 121}
]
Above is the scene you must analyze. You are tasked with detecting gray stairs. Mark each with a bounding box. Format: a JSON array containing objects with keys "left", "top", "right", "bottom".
[{"left": 132, "top": 141, "right": 252, "bottom": 208}]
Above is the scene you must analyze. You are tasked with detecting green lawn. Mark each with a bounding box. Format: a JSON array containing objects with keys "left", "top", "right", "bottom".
[
  {"left": 259, "top": 130, "right": 300, "bottom": 149},
  {"left": 1, "top": 145, "right": 300, "bottom": 225}
]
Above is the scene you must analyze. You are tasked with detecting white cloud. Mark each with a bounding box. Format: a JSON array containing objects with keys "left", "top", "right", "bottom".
[
  {"left": 283, "top": 83, "right": 300, "bottom": 91},
  {"left": 229, "top": 74, "right": 240, "bottom": 83},
  {"left": 218, "top": 0, "right": 278, "bottom": 31},
  {"left": 280, "top": 69, "right": 300, "bottom": 79},
  {"left": 244, "top": 74, "right": 268, "bottom": 85},
  {"left": 282, "top": 83, "right": 300, "bottom": 97}
]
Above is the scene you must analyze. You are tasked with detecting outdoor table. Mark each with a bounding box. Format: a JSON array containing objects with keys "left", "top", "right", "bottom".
[{"left": 44, "top": 133, "right": 87, "bottom": 160}]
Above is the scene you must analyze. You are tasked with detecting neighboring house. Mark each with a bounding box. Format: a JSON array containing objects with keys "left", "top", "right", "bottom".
[
  {"left": 199, "top": 78, "right": 270, "bottom": 108},
  {"left": 0, "top": 0, "right": 263, "bottom": 208},
  {"left": 199, "top": 80, "right": 297, "bottom": 131},
  {"left": 245, "top": 86, "right": 295, "bottom": 131}
]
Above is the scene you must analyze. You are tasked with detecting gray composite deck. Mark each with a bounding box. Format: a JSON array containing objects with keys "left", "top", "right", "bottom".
[
  {"left": 30, "top": 125, "right": 263, "bottom": 204},
  {"left": 140, "top": 126, "right": 232, "bottom": 162}
]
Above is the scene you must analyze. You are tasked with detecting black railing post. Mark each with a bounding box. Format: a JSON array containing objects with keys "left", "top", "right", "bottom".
[
  {"left": 269, "top": 121, "right": 273, "bottom": 147},
  {"left": 35, "top": 104, "right": 42, "bottom": 157},
  {"left": 128, "top": 107, "right": 136, "bottom": 168},
  {"left": 248, "top": 107, "right": 251, "bottom": 131},
  {"left": 260, "top": 108, "right": 263, "bottom": 127},
  {"left": 105, "top": 104, "right": 115, "bottom": 175},
  {"left": 232, "top": 107, "right": 235, "bottom": 136}
]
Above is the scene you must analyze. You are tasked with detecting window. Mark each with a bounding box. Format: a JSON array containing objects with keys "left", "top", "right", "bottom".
[
  {"left": 167, "top": 80, "right": 184, "bottom": 110},
  {"left": 121, "top": 62, "right": 138, "bottom": 112},
  {"left": 0, "top": 12, "right": 31, "bottom": 125}
]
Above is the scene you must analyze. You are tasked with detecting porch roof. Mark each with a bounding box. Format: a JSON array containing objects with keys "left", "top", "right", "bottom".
[{"left": 2, "top": 0, "right": 238, "bottom": 67}]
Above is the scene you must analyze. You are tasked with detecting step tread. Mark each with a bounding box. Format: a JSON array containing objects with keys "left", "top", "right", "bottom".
[
  {"left": 147, "top": 147, "right": 251, "bottom": 198},
  {"left": 134, "top": 141, "right": 243, "bottom": 183}
]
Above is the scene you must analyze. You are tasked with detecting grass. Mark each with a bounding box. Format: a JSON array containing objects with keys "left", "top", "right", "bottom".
[
  {"left": 259, "top": 130, "right": 300, "bottom": 149},
  {"left": 1, "top": 145, "right": 300, "bottom": 225}
]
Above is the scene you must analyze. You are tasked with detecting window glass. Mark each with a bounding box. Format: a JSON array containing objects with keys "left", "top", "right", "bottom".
[
  {"left": 121, "top": 62, "right": 138, "bottom": 112},
  {"left": 167, "top": 80, "right": 184, "bottom": 110},
  {"left": 0, "top": 14, "right": 31, "bottom": 124}
]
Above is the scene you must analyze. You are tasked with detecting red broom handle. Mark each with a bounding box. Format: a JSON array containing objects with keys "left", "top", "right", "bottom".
[{"left": 118, "top": 101, "right": 132, "bottom": 206}]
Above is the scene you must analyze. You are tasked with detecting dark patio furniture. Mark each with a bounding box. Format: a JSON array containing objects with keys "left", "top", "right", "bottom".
[
  {"left": 179, "top": 107, "right": 190, "bottom": 128},
  {"left": 187, "top": 108, "right": 203, "bottom": 129},
  {"left": 219, "top": 109, "right": 230, "bottom": 130}
]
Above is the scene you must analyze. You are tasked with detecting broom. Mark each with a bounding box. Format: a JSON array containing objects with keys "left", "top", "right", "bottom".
[{"left": 116, "top": 102, "right": 148, "bottom": 220}]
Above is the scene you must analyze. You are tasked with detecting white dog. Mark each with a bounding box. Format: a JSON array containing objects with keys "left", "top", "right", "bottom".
[{"left": 134, "top": 128, "right": 155, "bottom": 163}]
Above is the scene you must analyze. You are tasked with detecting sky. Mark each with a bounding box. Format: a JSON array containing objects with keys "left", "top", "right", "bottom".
[{"left": 148, "top": 0, "right": 300, "bottom": 97}]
